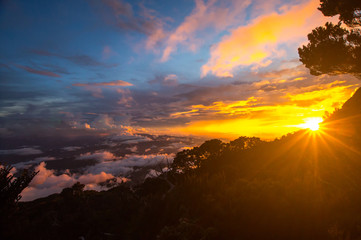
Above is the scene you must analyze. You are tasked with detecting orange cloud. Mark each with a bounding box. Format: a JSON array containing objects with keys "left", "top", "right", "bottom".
[
  {"left": 73, "top": 80, "right": 133, "bottom": 87},
  {"left": 201, "top": 0, "right": 331, "bottom": 77}
]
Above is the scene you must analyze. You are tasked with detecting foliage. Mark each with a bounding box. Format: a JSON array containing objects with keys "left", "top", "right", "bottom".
[
  {"left": 171, "top": 139, "right": 225, "bottom": 172},
  {"left": 299, "top": 0, "right": 361, "bottom": 77},
  {"left": 0, "top": 164, "right": 38, "bottom": 209},
  {"left": 318, "top": 0, "right": 361, "bottom": 27},
  {"left": 228, "top": 136, "right": 263, "bottom": 150},
  {"left": 0, "top": 164, "right": 38, "bottom": 239},
  {"left": 298, "top": 22, "right": 361, "bottom": 76}
]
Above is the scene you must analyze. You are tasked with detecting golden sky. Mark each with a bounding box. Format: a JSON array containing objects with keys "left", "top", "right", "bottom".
[{"left": 169, "top": 66, "right": 360, "bottom": 139}]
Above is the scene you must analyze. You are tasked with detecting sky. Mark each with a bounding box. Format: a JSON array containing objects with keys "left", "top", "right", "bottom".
[{"left": 1, "top": 0, "right": 360, "bottom": 141}]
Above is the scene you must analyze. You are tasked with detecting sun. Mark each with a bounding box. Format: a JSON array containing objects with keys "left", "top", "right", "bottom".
[{"left": 299, "top": 117, "right": 323, "bottom": 131}]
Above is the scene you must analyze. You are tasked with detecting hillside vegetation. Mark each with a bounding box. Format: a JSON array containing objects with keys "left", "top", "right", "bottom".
[{"left": 1, "top": 88, "right": 361, "bottom": 240}]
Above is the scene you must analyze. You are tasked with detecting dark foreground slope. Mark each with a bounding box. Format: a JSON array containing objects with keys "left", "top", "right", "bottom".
[{"left": 2, "top": 89, "right": 361, "bottom": 240}]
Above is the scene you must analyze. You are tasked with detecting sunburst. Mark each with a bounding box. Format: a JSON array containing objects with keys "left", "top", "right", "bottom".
[{"left": 298, "top": 117, "right": 323, "bottom": 131}]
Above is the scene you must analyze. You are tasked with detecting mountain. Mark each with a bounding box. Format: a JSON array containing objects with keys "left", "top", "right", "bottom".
[{"left": 2, "top": 88, "right": 361, "bottom": 240}]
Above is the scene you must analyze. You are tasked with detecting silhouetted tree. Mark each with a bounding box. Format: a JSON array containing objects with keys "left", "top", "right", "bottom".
[
  {"left": 229, "top": 136, "right": 262, "bottom": 150},
  {"left": 318, "top": 0, "right": 361, "bottom": 27},
  {"left": 298, "top": 22, "right": 361, "bottom": 76},
  {"left": 171, "top": 139, "right": 225, "bottom": 173},
  {"left": 0, "top": 164, "right": 38, "bottom": 209},
  {"left": 298, "top": 1, "right": 361, "bottom": 77},
  {"left": 198, "top": 139, "right": 225, "bottom": 153},
  {"left": 0, "top": 164, "right": 38, "bottom": 239}
]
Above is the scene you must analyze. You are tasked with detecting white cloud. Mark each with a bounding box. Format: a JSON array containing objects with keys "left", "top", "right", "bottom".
[
  {"left": 19, "top": 152, "right": 175, "bottom": 201},
  {"left": 21, "top": 162, "right": 122, "bottom": 201},
  {"left": 110, "top": 134, "right": 152, "bottom": 144},
  {"left": 62, "top": 146, "right": 82, "bottom": 151},
  {"left": 163, "top": 142, "right": 190, "bottom": 151},
  {"left": 14, "top": 156, "right": 56, "bottom": 169},
  {"left": 77, "top": 151, "right": 118, "bottom": 162},
  {"left": 126, "top": 145, "right": 138, "bottom": 153},
  {"left": 85, "top": 153, "right": 174, "bottom": 176},
  {"left": 145, "top": 169, "right": 160, "bottom": 178}
]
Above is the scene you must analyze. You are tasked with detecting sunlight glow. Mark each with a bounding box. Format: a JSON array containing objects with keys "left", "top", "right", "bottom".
[
  {"left": 167, "top": 83, "right": 360, "bottom": 140},
  {"left": 299, "top": 117, "right": 323, "bottom": 131}
]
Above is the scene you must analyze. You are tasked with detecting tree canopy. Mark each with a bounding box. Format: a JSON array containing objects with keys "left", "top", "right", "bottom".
[
  {"left": 0, "top": 165, "right": 38, "bottom": 208},
  {"left": 318, "top": 0, "right": 361, "bottom": 27},
  {"left": 299, "top": 0, "right": 361, "bottom": 77},
  {"left": 298, "top": 22, "right": 361, "bottom": 76}
]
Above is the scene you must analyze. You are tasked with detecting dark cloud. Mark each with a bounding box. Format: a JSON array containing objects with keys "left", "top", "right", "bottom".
[
  {"left": 0, "top": 86, "right": 47, "bottom": 101},
  {"left": 91, "top": 0, "right": 167, "bottom": 37},
  {"left": 30, "top": 50, "right": 117, "bottom": 68},
  {"left": 73, "top": 80, "right": 133, "bottom": 87},
  {"left": 102, "top": 0, "right": 133, "bottom": 18},
  {"left": 13, "top": 156, "right": 56, "bottom": 169},
  {"left": 148, "top": 74, "right": 178, "bottom": 87},
  {"left": 30, "top": 50, "right": 54, "bottom": 57},
  {"left": 14, "top": 64, "right": 61, "bottom": 78},
  {"left": 62, "top": 146, "right": 82, "bottom": 151},
  {"left": 0, "top": 63, "right": 11, "bottom": 69},
  {"left": 0, "top": 147, "right": 42, "bottom": 155},
  {"left": 41, "top": 64, "right": 71, "bottom": 75},
  {"left": 65, "top": 55, "right": 117, "bottom": 68}
]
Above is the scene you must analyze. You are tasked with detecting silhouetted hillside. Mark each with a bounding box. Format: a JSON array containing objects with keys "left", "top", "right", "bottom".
[
  {"left": 2, "top": 89, "right": 361, "bottom": 240},
  {"left": 329, "top": 88, "right": 361, "bottom": 120}
]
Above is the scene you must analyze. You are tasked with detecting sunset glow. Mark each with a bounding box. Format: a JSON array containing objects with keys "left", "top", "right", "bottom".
[{"left": 299, "top": 117, "right": 323, "bottom": 131}]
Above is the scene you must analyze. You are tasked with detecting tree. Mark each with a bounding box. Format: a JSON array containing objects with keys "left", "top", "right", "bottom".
[
  {"left": 171, "top": 139, "right": 225, "bottom": 173},
  {"left": 298, "top": 0, "right": 361, "bottom": 77},
  {"left": 0, "top": 164, "right": 38, "bottom": 209},
  {"left": 318, "top": 0, "right": 361, "bottom": 27},
  {"left": 229, "top": 136, "right": 262, "bottom": 151}
]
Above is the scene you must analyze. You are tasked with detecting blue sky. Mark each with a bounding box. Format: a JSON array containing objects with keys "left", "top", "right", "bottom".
[{"left": 1, "top": 0, "right": 359, "bottom": 139}]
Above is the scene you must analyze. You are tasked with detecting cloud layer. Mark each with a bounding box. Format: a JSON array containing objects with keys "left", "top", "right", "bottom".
[
  {"left": 20, "top": 150, "right": 173, "bottom": 201},
  {"left": 21, "top": 162, "right": 121, "bottom": 201}
]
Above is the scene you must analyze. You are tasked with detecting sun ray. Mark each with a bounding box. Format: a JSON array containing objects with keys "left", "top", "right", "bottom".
[{"left": 298, "top": 117, "right": 323, "bottom": 131}]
